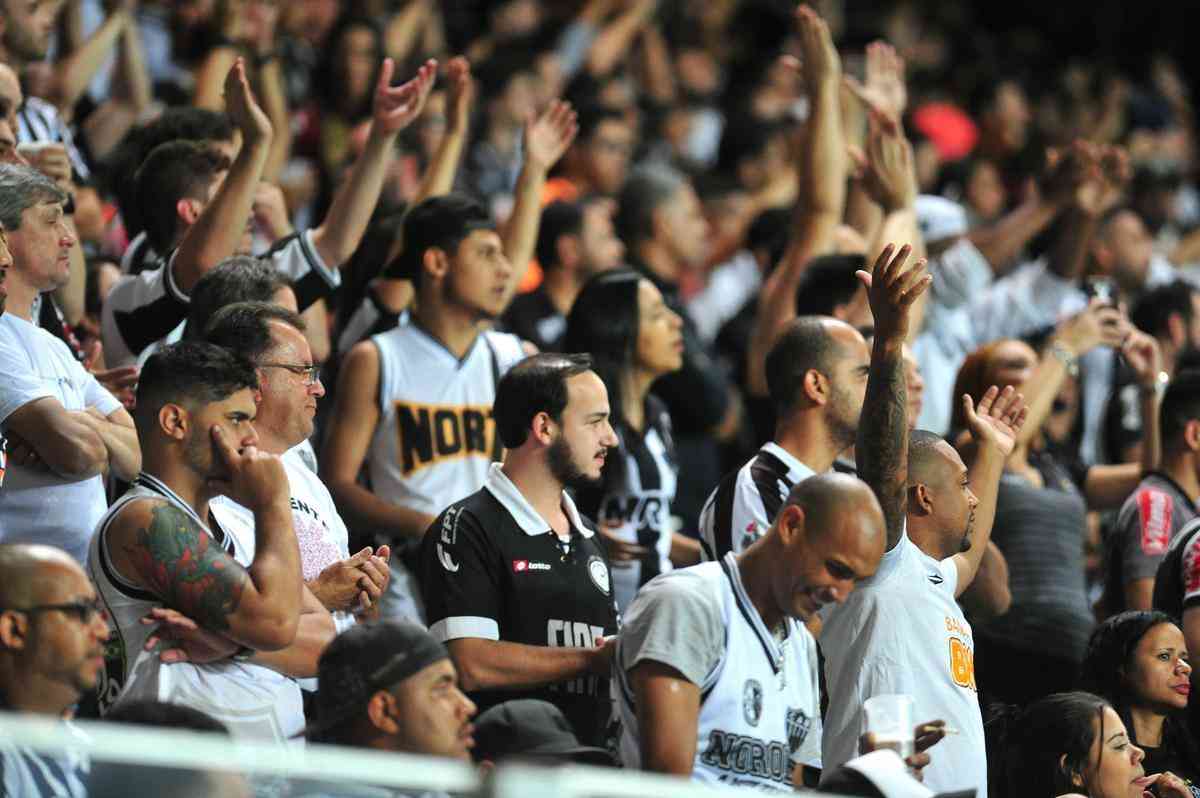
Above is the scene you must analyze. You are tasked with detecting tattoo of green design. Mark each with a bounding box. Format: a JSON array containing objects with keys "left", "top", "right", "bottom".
[{"left": 131, "top": 503, "right": 247, "bottom": 632}]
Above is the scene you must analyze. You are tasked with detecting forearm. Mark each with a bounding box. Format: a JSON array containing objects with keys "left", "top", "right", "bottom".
[
  {"left": 501, "top": 162, "right": 549, "bottom": 289},
  {"left": 955, "top": 444, "right": 1006, "bottom": 591},
  {"left": 249, "top": 603, "right": 335, "bottom": 678},
  {"left": 1083, "top": 463, "right": 1143, "bottom": 511},
  {"left": 1047, "top": 208, "right": 1098, "bottom": 280},
  {"left": 385, "top": 0, "right": 429, "bottom": 62},
  {"left": 314, "top": 131, "right": 395, "bottom": 268},
  {"left": 967, "top": 198, "right": 1060, "bottom": 275},
  {"left": 449, "top": 638, "right": 597, "bottom": 692},
  {"left": 587, "top": 5, "right": 651, "bottom": 77},
  {"left": 256, "top": 60, "right": 290, "bottom": 182},
  {"left": 329, "top": 481, "right": 435, "bottom": 542},
  {"left": 856, "top": 337, "right": 909, "bottom": 548},
  {"left": 1138, "top": 390, "right": 1162, "bottom": 475},
  {"left": 115, "top": 16, "right": 153, "bottom": 115},
  {"left": 80, "top": 413, "right": 141, "bottom": 481},
  {"left": 958, "top": 542, "right": 1010, "bottom": 618},
  {"left": 238, "top": 503, "right": 304, "bottom": 646},
  {"left": 1013, "top": 347, "right": 1071, "bottom": 447},
  {"left": 53, "top": 11, "right": 129, "bottom": 112},
  {"left": 636, "top": 26, "right": 676, "bottom": 104},
  {"left": 417, "top": 125, "right": 468, "bottom": 204},
  {"left": 193, "top": 47, "right": 240, "bottom": 110}
]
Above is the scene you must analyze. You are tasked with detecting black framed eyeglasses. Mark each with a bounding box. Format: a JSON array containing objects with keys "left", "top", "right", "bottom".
[
  {"left": 259, "top": 362, "right": 321, "bottom": 386},
  {"left": 1, "top": 597, "right": 107, "bottom": 625}
]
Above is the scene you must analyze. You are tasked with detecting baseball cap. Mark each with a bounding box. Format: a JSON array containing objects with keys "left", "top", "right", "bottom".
[
  {"left": 820, "top": 751, "right": 976, "bottom": 798},
  {"left": 306, "top": 619, "right": 450, "bottom": 741},
  {"left": 910, "top": 102, "right": 978, "bottom": 162},
  {"left": 383, "top": 193, "right": 494, "bottom": 280},
  {"left": 915, "top": 195, "right": 968, "bottom": 244},
  {"left": 471, "top": 699, "right": 615, "bottom": 766}
]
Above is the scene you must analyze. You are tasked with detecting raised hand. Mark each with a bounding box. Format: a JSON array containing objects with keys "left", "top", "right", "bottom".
[
  {"left": 208, "top": 425, "right": 287, "bottom": 511},
  {"left": 856, "top": 243, "right": 930, "bottom": 343},
  {"left": 223, "top": 57, "right": 272, "bottom": 145},
  {"left": 17, "top": 142, "right": 72, "bottom": 190},
  {"left": 1074, "top": 144, "right": 1130, "bottom": 216},
  {"left": 862, "top": 110, "right": 915, "bottom": 211},
  {"left": 1054, "top": 298, "right": 1129, "bottom": 357},
  {"left": 445, "top": 56, "right": 476, "bottom": 134},
  {"left": 141, "top": 606, "right": 240, "bottom": 664},
  {"left": 795, "top": 5, "right": 840, "bottom": 91},
  {"left": 252, "top": 182, "right": 293, "bottom": 240},
  {"left": 962, "top": 385, "right": 1027, "bottom": 458},
  {"left": 1122, "top": 329, "right": 1164, "bottom": 388},
  {"left": 372, "top": 57, "right": 439, "bottom": 139},
  {"left": 524, "top": 99, "right": 578, "bottom": 173},
  {"left": 844, "top": 40, "right": 907, "bottom": 122}
]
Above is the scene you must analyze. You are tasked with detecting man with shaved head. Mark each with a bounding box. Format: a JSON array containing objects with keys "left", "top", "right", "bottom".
[
  {"left": 1, "top": 543, "right": 110, "bottom": 796},
  {"left": 699, "top": 314, "right": 871, "bottom": 561}
]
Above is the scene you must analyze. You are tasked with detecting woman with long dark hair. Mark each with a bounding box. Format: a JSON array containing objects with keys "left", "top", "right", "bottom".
[
  {"left": 1079, "top": 611, "right": 1200, "bottom": 792},
  {"left": 990, "top": 691, "right": 1193, "bottom": 798},
  {"left": 564, "top": 269, "right": 700, "bottom": 611}
]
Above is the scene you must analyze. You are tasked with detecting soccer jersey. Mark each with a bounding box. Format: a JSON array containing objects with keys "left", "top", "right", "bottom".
[
  {"left": 0, "top": 314, "right": 121, "bottom": 562},
  {"left": 1153, "top": 518, "right": 1200, "bottom": 619},
  {"left": 818, "top": 534, "right": 986, "bottom": 797},
  {"left": 88, "top": 473, "right": 305, "bottom": 744},
  {"left": 101, "top": 231, "right": 340, "bottom": 367},
  {"left": 0, "top": 720, "right": 88, "bottom": 798},
  {"left": 699, "top": 443, "right": 816, "bottom": 561},
  {"left": 119, "top": 230, "right": 159, "bottom": 275},
  {"left": 1104, "top": 472, "right": 1199, "bottom": 615},
  {"left": 575, "top": 395, "right": 678, "bottom": 611},
  {"left": 614, "top": 553, "right": 822, "bottom": 791},
  {"left": 418, "top": 464, "right": 619, "bottom": 746},
  {"left": 366, "top": 323, "right": 525, "bottom": 620}
]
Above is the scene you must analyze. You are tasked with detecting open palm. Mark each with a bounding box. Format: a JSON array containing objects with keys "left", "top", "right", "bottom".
[
  {"left": 963, "top": 385, "right": 1027, "bottom": 458},
  {"left": 524, "top": 99, "right": 578, "bottom": 171},
  {"left": 373, "top": 58, "right": 439, "bottom": 137}
]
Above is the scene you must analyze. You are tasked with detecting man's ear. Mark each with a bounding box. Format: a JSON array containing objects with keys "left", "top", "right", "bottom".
[
  {"left": 776, "top": 504, "right": 805, "bottom": 547},
  {"left": 366, "top": 690, "right": 401, "bottom": 736},
  {"left": 801, "top": 369, "right": 828, "bottom": 407},
  {"left": 176, "top": 197, "right": 202, "bottom": 227},
  {"left": 1186, "top": 418, "right": 1200, "bottom": 453},
  {"left": 908, "top": 483, "right": 934, "bottom": 516},
  {"left": 0, "top": 611, "right": 29, "bottom": 650},
  {"left": 423, "top": 246, "right": 450, "bottom": 283},
  {"left": 158, "top": 403, "right": 189, "bottom": 441},
  {"left": 531, "top": 411, "right": 556, "bottom": 446}
]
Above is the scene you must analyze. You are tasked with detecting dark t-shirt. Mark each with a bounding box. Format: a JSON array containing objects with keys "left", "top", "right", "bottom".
[
  {"left": 417, "top": 473, "right": 620, "bottom": 745},
  {"left": 501, "top": 288, "right": 565, "bottom": 352}
]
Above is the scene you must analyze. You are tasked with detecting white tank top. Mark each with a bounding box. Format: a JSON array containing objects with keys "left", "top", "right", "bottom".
[
  {"left": 87, "top": 473, "right": 305, "bottom": 745},
  {"left": 615, "top": 554, "right": 822, "bottom": 790}
]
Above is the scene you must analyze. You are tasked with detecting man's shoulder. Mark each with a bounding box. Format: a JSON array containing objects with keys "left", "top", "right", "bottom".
[{"left": 630, "top": 562, "right": 723, "bottom": 616}]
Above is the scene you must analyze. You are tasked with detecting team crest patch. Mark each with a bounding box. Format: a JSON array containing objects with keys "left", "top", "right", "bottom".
[
  {"left": 587, "top": 555, "right": 611, "bottom": 595},
  {"left": 785, "top": 708, "right": 811, "bottom": 755},
  {"left": 739, "top": 521, "right": 762, "bottom": 553},
  {"left": 742, "top": 679, "right": 763, "bottom": 726}
]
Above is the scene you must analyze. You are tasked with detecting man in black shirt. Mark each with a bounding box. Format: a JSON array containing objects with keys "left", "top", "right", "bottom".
[
  {"left": 502, "top": 198, "right": 624, "bottom": 352},
  {"left": 419, "top": 353, "right": 620, "bottom": 745}
]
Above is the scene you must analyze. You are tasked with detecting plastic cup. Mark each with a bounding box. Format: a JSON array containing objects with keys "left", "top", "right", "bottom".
[{"left": 863, "top": 694, "right": 915, "bottom": 762}]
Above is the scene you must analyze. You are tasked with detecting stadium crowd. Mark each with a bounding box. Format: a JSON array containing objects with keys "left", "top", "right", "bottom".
[{"left": 2, "top": 1, "right": 1200, "bottom": 796}]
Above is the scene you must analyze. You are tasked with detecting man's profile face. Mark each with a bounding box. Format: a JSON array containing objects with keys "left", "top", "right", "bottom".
[
  {"left": 0, "top": 226, "right": 11, "bottom": 315},
  {"left": 23, "top": 561, "right": 111, "bottom": 698},
  {"left": 255, "top": 321, "right": 323, "bottom": 451},
  {"left": 546, "top": 371, "right": 618, "bottom": 490},
  {"left": 390, "top": 659, "right": 477, "bottom": 761},
  {"left": 926, "top": 441, "right": 978, "bottom": 557},
  {"left": 824, "top": 323, "right": 870, "bottom": 448},
  {"left": 444, "top": 229, "right": 513, "bottom": 321},
  {"left": 6, "top": 200, "right": 75, "bottom": 293},
  {"left": 1, "top": 0, "right": 61, "bottom": 62},
  {"left": 181, "top": 388, "right": 260, "bottom": 484}
]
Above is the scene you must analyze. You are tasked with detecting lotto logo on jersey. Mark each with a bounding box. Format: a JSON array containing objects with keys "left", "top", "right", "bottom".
[
  {"left": 1138, "top": 488, "right": 1172, "bottom": 555},
  {"left": 512, "top": 559, "right": 551, "bottom": 572},
  {"left": 395, "top": 402, "right": 497, "bottom": 475}
]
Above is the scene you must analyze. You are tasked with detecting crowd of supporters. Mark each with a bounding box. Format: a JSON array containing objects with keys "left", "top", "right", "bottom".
[{"left": 2, "top": 1, "right": 1200, "bottom": 797}]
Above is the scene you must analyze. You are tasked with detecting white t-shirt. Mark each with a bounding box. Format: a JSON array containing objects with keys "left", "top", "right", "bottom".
[
  {"left": 819, "top": 534, "right": 986, "bottom": 797},
  {"left": 0, "top": 313, "right": 120, "bottom": 562}
]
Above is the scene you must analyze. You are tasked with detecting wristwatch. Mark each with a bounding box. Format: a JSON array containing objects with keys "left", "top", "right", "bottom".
[
  {"left": 1049, "top": 341, "right": 1079, "bottom": 377},
  {"left": 1140, "top": 370, "right": 1169, "bottom": 399}
]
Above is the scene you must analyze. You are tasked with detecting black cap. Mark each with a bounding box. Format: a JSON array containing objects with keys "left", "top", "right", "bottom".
[
  {"left": 306, "top": 620, "right": 449, "bottom": 741},
  {"left": 384, "top": 193, "right": 494, "bottom": 280},
  {"left": 471, "top": 700, "right": 614, "bottom": 766}
]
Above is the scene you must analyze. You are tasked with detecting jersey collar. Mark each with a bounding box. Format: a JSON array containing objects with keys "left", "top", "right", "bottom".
[
  {"left": 485, "top": 463, "right": 593, "bottom": 537},
  {"left": 760, "top": 442, "right": 817, "bottom": 484}
]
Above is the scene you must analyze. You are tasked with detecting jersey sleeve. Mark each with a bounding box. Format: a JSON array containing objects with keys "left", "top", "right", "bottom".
[
  {"left": 265, "top": 230, "right": 340, "bottom": 311},
  {"left": 100, "top": 251, "right": 189, "bottom": 368},
  {"left": 616, "top": 572, "right": 725, "bottom": 686},
  {"left": 1121, "top": 488, "right": 1174, "bottom": 581},
  {"left": 1181, "top": 534, "right": 1200, "bottom": 611},
  {"left": 698, "top": 471, "right": 770, "bottom": 562},
  {"left": 419, "top": 505, "right": 504, "bottom": 642},
  {"left": 0, "top": 337, "right": 51, "bottom": 424}
]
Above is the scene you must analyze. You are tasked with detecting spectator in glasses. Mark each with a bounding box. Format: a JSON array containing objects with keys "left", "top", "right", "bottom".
[{"left": 0, "top": 542, "right": 111, "bottom": 798}]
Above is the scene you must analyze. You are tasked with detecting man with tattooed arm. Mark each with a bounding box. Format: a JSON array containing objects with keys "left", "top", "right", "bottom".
[{"left": 86, "top": 341, "right": 325, "bottom": 744}]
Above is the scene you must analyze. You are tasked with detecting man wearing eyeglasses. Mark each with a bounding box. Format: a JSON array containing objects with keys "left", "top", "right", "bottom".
[{"left": 1, "top": 543, "right": 111, "bottom": 797}]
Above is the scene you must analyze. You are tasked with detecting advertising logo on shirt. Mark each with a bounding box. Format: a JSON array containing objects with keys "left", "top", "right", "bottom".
[
  {"left": 587, "top": 555, "right": 611, "bottom": 596},
  {"left": 1138, "top": 488, "right": 1173, "bottom": 555}
]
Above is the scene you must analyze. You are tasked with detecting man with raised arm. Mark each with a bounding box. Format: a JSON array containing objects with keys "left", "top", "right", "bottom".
[
  {"left": 417, "top": 354, "right": 620, "bottom": 747},
  {"left": 87, "top": 341, "right": 311, "bottom": 743},
  {"left": 102, "top": 57, "right": 437, "bottom": 367}
]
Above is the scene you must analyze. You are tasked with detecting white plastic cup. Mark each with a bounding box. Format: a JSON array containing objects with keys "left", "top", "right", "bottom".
[{"left": 863, "top": 694, "right": 915, "bottom": 762}]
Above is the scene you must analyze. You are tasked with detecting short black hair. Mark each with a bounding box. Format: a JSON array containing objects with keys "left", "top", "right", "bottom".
[
  {"left": 104, "top": 699, "right": 230, "bottom": 734},
  {"left": 1161, "top": 369, "right": 1200, "bottom": 452},
  {"left": 385, "top": 193, "right": 494, "bottom": 285},
  {"left": 109, "top": 108, "right": 234, "bottom": 237},
  {"left": 135, "top": 141, "right": 230, "bottom": 253},
  {"left": 184, "top": 256, "right": 293, "bottom": 339},
  {"left": 907, "top": 429, "right": 950, "bottom": 486},
  {"left": 716, "top": 116, "right": 781, "bottom": 176},
  {"left": 134, "top": 341, "right": 258, "bottom": 436},
  {"left": 202, "top": 301, "right": 307, "bottom": 363},
  {"left": 494, "top": 353, "right": 593, "bottom": 449},
  {"left": 764, "top": 316, "right": 838, "bottom": 413},
  {"left": 536, "top": 201, "right": 585, "bottom": 271},
  {"left": 575, "top": 103, "right": 628, "bottom": 143},
  {"left": 1131, "top": 279, "right": 1197, "bottom": 339},
  {"left": 794, "top": 254, "right": 867, "bottom": 316},
  {"left": 615, "top": 165, "right": 686, "bottom": 247}
]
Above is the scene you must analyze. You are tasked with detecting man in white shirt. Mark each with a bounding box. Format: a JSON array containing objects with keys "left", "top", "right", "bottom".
[
  {"left": 820, "top": 383, "right": 1026, "bottom": 797},
  {"left": 700, "top": 315, "right": 870, "bottom": 560},
  {"left": 0, "top": 543, "right": 111, "bottom": 798},
  {"left": 0, "top": 164, "right": 139, "bottom": 562}
]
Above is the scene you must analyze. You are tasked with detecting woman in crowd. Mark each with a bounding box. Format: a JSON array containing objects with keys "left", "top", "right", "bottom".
[
  {"left": 951, "top": 303, "right": 1164, "bottom": 706},
  {"left": 564, "top": 269, "right": 700, "bottom": 611},
  {"left": 1079, "top": 611, "right": 1200, "bottom": 791},
  {"left": 992, "top": 691, "right": 1193, "bottom": 798}
]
